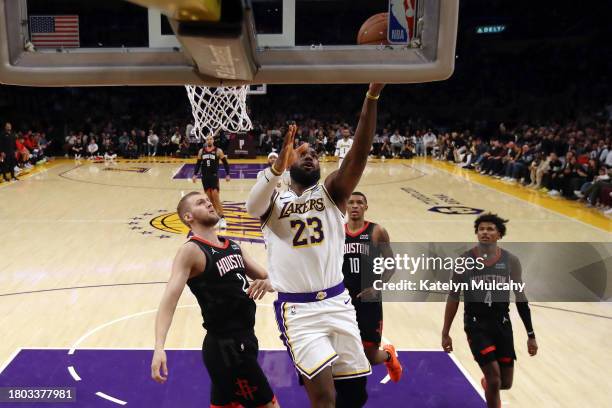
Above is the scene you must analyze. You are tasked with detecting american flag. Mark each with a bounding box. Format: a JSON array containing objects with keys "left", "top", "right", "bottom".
[{"left": 30, "top": 15, "right": 80, "bottom": 48}]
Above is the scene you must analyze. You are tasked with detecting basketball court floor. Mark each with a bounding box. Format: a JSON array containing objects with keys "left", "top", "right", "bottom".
[{"left": 1, "top": 157, "right": 610, "bottom": 407}]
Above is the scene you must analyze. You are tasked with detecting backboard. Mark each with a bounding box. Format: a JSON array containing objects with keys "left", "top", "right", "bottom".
[{"left": 0, "top": 0, "right": 459, "bottom": 86}]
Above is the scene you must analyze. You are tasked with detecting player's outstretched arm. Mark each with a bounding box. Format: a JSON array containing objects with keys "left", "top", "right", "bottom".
[
  {"left": 509, "top": 254, "right": 538, "bottom": 356},
  {"left": 151, "top": 243, "right": 201, "bottom": 384},
  {"left": 245, "top": 124, "right": 307, "bottom": 217},
  {"left": 325, "top": 83, "right": 384, "bottom": 213}
]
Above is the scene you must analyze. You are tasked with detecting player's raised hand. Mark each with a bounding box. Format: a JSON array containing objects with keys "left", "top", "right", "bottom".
[
  {"left": 272, "top": 123, "right": 308, "bottom": 174},
  {"left": 225, "top": 174, "right": 231, "bottom": 182},
  {"left": 442, "top": 334, "right": 453, "bottom": 353},
  {"left": 527, "top": 337, "right": 538, "bottom": 356},
  {"left": 151, "top": 349, "right": 168, "bottom": 384},
  {"left": 247, "top": 279, "right": 274, "bottom": 300}
]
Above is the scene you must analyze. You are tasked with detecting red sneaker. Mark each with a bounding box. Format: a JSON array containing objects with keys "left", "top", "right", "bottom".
[{"left": 382, "top": 344, "right": 403, "bottom": 383}]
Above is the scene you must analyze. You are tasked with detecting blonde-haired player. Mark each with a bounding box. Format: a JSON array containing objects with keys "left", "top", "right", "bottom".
[{"left": 246, "top": 84, "right": 385, "bottom": 408}]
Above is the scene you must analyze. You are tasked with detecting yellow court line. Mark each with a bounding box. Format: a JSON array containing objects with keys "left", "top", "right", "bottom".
[{"left": 420, "top": 158, "right": 612, "bottom": 233}]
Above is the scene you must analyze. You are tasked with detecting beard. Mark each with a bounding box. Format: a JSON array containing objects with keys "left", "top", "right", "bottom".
[{"left": 290, "top": 165, "right": 320, "bottom": 188}]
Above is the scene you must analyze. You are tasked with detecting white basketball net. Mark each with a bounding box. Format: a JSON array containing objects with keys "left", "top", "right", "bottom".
[{"left": 185, "top": 85, "right": 253, "bottom": 139}]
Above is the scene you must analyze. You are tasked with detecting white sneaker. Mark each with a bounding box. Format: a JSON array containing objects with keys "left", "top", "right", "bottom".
[
  {"left": 604, "top": 208, "right": 612, "bottom": 216},
  {"left": 574, "top": 190, "right": 584, "bottom": 198},
  {"left": 548, "top": 190, "right": 560, "bottom": 196},
  {"left": 218, "top": 218, "right": 227, "bottom": 229}
]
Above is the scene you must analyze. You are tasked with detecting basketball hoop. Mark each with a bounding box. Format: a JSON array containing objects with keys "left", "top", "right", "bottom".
[{"left": 185, "top": 85, "right": 253, "bottom": 139}]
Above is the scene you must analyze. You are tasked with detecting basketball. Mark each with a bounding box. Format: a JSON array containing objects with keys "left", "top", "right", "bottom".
[{"left": 357, "top": 13, "right": 389, "bottom": 45}]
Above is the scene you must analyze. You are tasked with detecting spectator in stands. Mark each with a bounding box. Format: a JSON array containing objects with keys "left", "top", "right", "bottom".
[
  {"left": 147, "top": 129, "right": 159, "bottom": 157},
  {"left": 414, "top": 130, "right": 424, "bottom": 157},
  {"left": 118, "top": 131, "right": 130, "bottom": 155},
  {"left": 541, "top": 152, "right": 564, "bottom": 195},
  {"left": 423, "top": 128, "right": 437, "bottom": 156},
  {"left": 170, "top": 129, "right": 181, "bottom": 156},
  {"left": 390, "top": 130, "right": 403, "bottom": 157},
  {"left": 125, "top": 139, "right": 139, "bottom": 159},
  {"left": 159, "top": 130, "right": 170, "bottom": 156},
  {"left": 87, "top": 138, "right": 99, "bottom": 159},
  {"left": 399, "top": 139, "right": 415, "bottom": 159},
  {"left": 15, "top": 135, "right": 32, "bottom": 169},
  {"left": 479, "top": 139, "right": 505, "bottom": 176},
  {"left": 71, "top": 134, "right": 84, "bottom": 159},
  {"left": 379, "top": 138, "right": 392, "bottom": 159}
]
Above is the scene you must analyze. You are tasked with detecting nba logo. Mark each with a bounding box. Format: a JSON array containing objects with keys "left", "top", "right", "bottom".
[{"left": 388, "top": 0, "right": 417, "bottom": 44}]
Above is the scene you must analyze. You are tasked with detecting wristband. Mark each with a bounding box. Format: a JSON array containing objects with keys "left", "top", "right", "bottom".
[
  {"left": 270, "top": 165, "right": 282, "bottom": 176},
  {"left": 366, "top": 91, "right": 380, "bottom": 101}
]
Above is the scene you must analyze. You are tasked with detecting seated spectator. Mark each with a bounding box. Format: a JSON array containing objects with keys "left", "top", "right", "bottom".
[
  {"left": 379, "top": 140, "right": 392, "bottom": 159},
  {"left": 147, "top": 129, "right": 159, "bottom": 157},
  {"left": 399, "top": 140, "right": 415, "bottom": 159},
  {"left": 123, "top": 140, "right": 138, "bottom": 159},
  {"left": 15, "top": 135, "right": 32, "bottom": 169},
  {"left": 541, "top": 152, "right": 564, "bottom": 195},
  {"left": 87, "top": 138, "right": 100, "bottom": 159},
  {"left": 390, "top": 130, "right": 403, "bottom": 157},
  {"left": 71, "top": 136, "right": 84, "bottom": 159},
  {"left": 423, "top": 129, "right": 437, "bottom": 156}
]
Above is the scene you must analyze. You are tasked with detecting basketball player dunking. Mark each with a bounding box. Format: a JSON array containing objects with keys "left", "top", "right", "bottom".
[
  {"left": 246, "top": 83, "right": 384, "bottom": 408},
  {"left": 342, "top": 191, "right": 403, "bottom": 382},
  {"left": 151, "top": 192, "right": 280, "bottom": 408},
  {"left": 192, "top": 135, "right": 231, "bottom": 229},
  {"left": 441, "top": 214, "right": 538, "bottom": 408}
]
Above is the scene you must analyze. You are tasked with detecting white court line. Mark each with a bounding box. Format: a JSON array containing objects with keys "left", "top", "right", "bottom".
[
  {"left": 447, "top": 352, "right": 486, "bottom": 401},
  {"left": 68, "top": 303, "right": 273, "bottom": 354},
  {"left": 67, "top": 366, "right": 81, "bottom": 381},
  {"left": 424, "top": 163, "right": 608, "bottom": 233},
  {"left": 0, "top": 348, "right": 22, "bottom": 375},
  {"left": 171, "top": 165, "right": 184, "bottom": 180},
  {"left": 95, "top": 391, "right": 127, "bottom": 405}
]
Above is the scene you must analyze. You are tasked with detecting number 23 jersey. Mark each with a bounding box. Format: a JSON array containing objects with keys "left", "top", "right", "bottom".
[{"left": 262, "top": 183, "right": 345, "bottom": 293}]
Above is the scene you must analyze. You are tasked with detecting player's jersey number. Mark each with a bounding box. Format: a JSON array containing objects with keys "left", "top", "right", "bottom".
[{"left": 290, "top": 217, "right": 324, "bottom": 247}]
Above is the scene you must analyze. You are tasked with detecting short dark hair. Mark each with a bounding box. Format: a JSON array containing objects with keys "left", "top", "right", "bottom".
[
  {"left": 350, "top": 191, "right": 367, "bottom": 204},
  {"left": 177, "top": 191, "right": 201, "bottom": 226},
  {"left": 474, "top": 213, "right": 508, "bottom": 237}
]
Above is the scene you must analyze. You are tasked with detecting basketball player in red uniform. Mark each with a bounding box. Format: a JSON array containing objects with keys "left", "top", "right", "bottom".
[
  {"left": 441, "top": 214, "right": 538, "bottom": 408},
  {"left": 341, "top": 191, "right": 402, "bottom": 383}
]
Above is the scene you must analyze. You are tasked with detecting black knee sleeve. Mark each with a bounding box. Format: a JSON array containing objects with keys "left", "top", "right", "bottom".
[{"left": 334, "top": 377, "right": 368, "bottom": 408}]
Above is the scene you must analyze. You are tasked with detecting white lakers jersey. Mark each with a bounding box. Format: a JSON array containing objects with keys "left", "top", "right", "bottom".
[
  {"left": 335, "top": 138, "right": 353, "bottom": 159},
  {"left": 262, "top": 183, "right": 345, "bottom": 293}
]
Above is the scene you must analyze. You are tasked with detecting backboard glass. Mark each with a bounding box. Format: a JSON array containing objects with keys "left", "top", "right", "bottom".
[{"left": 0, "top": 0, "right": 459, "bottom": 86}]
